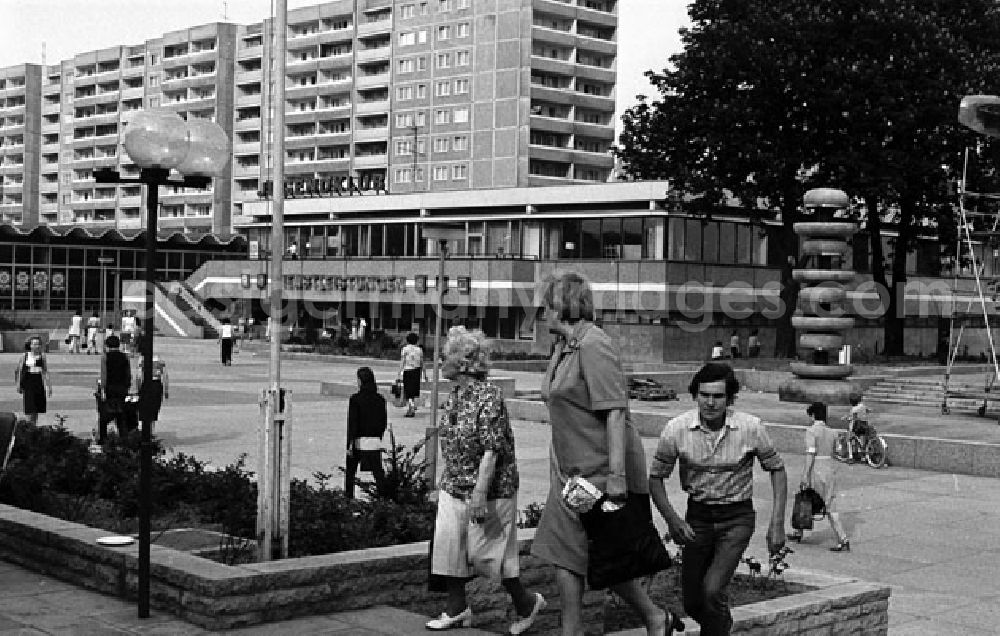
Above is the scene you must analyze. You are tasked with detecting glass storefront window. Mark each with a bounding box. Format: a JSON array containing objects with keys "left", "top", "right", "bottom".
[
  {"left": 736, "top": 224, "right": 752, "bottom": 265},
  {"left": 370, "top": 224, "right": 384, "bottom": 257},
  {"left": 386, "top": 224, "right": 406, "bottom": 257},
  {"left": 602, "top": 218, "right": 622, "bottom": 259},
  {"left": 0, "top": 244, "right": 11, "bottom": 263},
  {"left": 622, "top": 218, "right": 642, "bottom": 260},
  {"left": 668, "top": 218, "right": 684, "bottom": 261},
  {"left": 342, "top": 226, "right": 359, "bottom": 256},
  {"left": 581, "top": 219, "right": 601, "bottom": 258},
  {"left": 703, "top": 221, "right": 719, "bottom": 263},
  {"left": 558, "top": 220, "right": 580, "bottom": 259},
  {"left": 684, "top": 219, "right": 703, "bottom": 261}
]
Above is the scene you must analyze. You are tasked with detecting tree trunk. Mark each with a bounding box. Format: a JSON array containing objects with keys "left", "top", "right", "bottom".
[
  {"left": 883, "top": 197, "right": 913, "bottom": 357},
  {"left": 774, "top": 212, "right": 800, "bottom": 359},
  {"left": 864, "top": 194, "right": 888, "bottom": 356}
]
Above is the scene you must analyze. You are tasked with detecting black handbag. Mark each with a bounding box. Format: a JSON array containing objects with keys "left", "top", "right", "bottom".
[
  {"left": 792, "top": 487, "right": 818, "bottom": 530},
  {"left": 580, "top": 492, "right": 672, "bottom": 590}
]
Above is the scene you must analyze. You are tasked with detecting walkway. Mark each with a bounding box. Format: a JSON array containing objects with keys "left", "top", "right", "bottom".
[{"left": 0, "top": 341, "right": 998, "bottom": 634}]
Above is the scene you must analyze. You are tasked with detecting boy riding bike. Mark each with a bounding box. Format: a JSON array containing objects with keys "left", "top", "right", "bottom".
[{"left": 843, "top": 396, "right": 873, "bottom": 461}]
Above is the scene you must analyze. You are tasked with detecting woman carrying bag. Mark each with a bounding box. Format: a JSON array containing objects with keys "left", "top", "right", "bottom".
[
  {"left": 531, "top": 271, "right": 682, "bottom": 636},
  {"left": 398, "top": 332, "right": 427, "bottom": 417},
  {"left": 789, "top": 402, "right": 850, "bottom": 551},
  {"left": 426, "top": 327, "right": 546, "bottom": 633}
]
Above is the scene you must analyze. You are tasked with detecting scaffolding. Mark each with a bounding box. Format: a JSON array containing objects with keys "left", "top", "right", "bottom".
[{"left": 941, "top": 121, "right": 1000, "bottom": 418}]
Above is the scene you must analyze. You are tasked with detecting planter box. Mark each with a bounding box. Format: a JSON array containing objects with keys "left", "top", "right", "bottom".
[{"left": 0, "top": 504, "right": 888, "bottom": 634}]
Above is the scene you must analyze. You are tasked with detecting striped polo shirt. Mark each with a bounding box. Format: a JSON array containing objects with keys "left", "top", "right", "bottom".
[{"left": 649, "top": 408, "right": 784, "bottom": 505}]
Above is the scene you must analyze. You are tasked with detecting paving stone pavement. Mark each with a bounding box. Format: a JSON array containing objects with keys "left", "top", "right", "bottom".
[{"left": 0, "top": 339, "right": 998, "bottom": 634}]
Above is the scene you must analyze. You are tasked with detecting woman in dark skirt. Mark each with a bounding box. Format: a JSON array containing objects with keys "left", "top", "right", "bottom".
[
  {"left": 398, "top": 332, "right": 427, "bottom": 417},
  {"left": 345, "top": 366, "right": 387, "bottom": 498},
  {"left": 14, "top": 337, "right": 52, "bottom": 425}
]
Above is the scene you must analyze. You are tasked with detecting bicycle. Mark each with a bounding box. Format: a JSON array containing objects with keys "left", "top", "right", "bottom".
[{"left": 833, "top": 422, "right": 888, "bottom": 468}]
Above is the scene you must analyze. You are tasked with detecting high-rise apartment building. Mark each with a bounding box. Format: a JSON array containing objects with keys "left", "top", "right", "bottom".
[
  {"left": 0, "top": 64, "right": 43, "bottom": 226},
  {"left": 1, "top": 0, "right": 617, "bottom": 233}
]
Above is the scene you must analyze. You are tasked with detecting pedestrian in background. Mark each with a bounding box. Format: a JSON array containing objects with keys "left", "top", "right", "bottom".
[
  {"left": 398, "top": 332, "right": 427, "bottom": 418},
  {"left": 789, "top": 402, "right": 850, "bottom": 551},
  {"left": 15, "top": 336, "right": 51, "bottom": 425},
  {"left": 427, "top": 327, "right": 546, "bottom": 634},
  {"left": 99, "top": 335, "right": 132, "bottom": 444},
  {"left": 345, "top": 366, "right": 387, "bottom": 498},
  {"left": 86, "top": 311, "right": 100, "bottom": 354},
  {"left": 136, "top": 353, "right": 169, "bottom": 433},
  {"left": 219, "top": 318, "right": 234, "bottom": 366},
  {"left": 711, "top": 341, "right": 725, "bottom": 360},
  {"left": 67, "top": 310, "right": 83, "bottom": 354},
  {"left": 121, "top": 312, "right": 137, "bottom": 356},
  {"left": 532, "top": 271, "right": 680, "bottom": 636},
  {"left": 748, "top": 329, "right": 761, "bottom": 358},
  {"left": 729, "top": 330, "right": 741, "bottom": 359},
  {"left": 649, "top": 362, "right": 788, "bottom": 635}
]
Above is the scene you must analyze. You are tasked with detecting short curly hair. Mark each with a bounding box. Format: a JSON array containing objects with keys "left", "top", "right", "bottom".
[
  {"left": 688, "top": 362, "right": 740, "bottom": 402},
  {"left": 540, "top": 270, "right": 594, "bottom": 323},
  {"left": 406, "top": 332, "right": 420, "bottom": 345},
  {"left": 442, "top": 326, "right": 490, "bottom": 379}
]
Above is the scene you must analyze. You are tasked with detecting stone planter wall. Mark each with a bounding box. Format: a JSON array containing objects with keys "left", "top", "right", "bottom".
[{"left": 0, "top": 505, "right": 888, "bottom": 634}]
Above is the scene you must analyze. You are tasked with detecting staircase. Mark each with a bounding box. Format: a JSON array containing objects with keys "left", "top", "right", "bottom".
[
  {"left": 158, "top": 281, "right": 221, "bottom": 339},
  {"left": 865, "top": 376, "right": 996, "bottom": 413}
]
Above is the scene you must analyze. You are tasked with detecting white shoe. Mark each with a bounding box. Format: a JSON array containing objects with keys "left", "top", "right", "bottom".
[
  {"left": 510, "top": 593, "right": 547, "bottom": 635},
  {"left": 426, "top": 607, "right": 473, "bottom": 630}
]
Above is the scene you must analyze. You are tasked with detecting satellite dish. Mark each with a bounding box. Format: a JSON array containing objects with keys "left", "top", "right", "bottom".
[{"left": 958, "top": 95, "right": 1000, "bottom": 138}]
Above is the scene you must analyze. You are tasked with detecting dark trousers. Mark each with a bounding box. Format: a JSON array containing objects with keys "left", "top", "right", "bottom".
[
  {"left": 221, "top": 337, "right": 233, "bottom": 365},
  {"left": 345, "top": 452, "right": 385, "bottom": 498},
  {"left": 99, "top": 388, "right": 134, "bottom": 444},
  {"left": 682, "top": 499, "right": 755, "bottom": 636}
]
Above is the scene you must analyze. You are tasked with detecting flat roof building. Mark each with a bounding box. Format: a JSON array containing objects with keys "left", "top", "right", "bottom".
[{"left": 1, "top": 0, "right": 618, "bottom": 234}]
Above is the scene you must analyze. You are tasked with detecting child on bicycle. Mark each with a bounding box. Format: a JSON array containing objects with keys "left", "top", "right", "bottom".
[{"left": 843, "top": 396, "right": 872, "bottom": 461}]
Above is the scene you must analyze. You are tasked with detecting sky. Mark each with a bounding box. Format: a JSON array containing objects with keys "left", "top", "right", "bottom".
[{"left": 0, "top": 0, "right": 690, "bottom": 131}]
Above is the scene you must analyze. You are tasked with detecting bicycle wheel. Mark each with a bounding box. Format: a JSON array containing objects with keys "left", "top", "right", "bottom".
[
  {"left": 833, "top": 433, "right": 852, "bottom": 463},
  {"left": 865, "top": 436, "right": 888, "bottom": 469}
]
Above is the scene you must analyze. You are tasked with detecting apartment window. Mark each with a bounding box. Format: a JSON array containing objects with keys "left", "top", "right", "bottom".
[
  {"left": 399, "top": 32, "right": 416, "bottom": 46},
  {"left": 400, "top": 4, "right": 415, "bottom": 19},
  {"left": 398, "top": 59, "right": 415, "bottom": 73},
  {"left": 417, "top": 139, "right": 427, "bottom": 154},
  {"left": 456, "top": 50, "right": 470, "bottom": 66},
  {"left": 457, "top": 0, "right": 469, "bottom": 7},
  {"left": 435, "top": 109, "right": 451, "bottom": 124},
  {"left": 454, "top": 78, "right": 469, "bottom": 94},
  {"left": 438, "top": 26, "right": 451, "bottom": 40},
  {"left": 395, "top": 140, "right": 413, "bottom": 155},
  {"left": 396, "top": 113, "right": 414, "bottom": 127},
  {"left": 148, "top": 97, "right": 160, "bottom": 108},
  {"left": 419, "top": 30, "right": 428, "bottom": 43},
  {"left": 417, "top": 57, "right": 428, "bottom": 71},
  {"left": 458, "top": 23, "right": 470, "bottom": 37},
  {"left": 453, "top": 135, "right": 468, "bottom": 150},
  {"left": 148, "top": 75, "right": 159, "bottom": 87},
  {"left": 415, "top": 111, "right": 427, "bottom": 126},
  {"left": 433, "top": 165, "right": 449, "bottom": 180},
  {"left": 416, "top": 167, "right": 425, "bottom": 180},
  {"left": 395, "top": 168, "right": 412, "bottom": 183},
  {"left": 436, "top": 53, "right": 451, "bottom": 69},
  {"left": 453, "top": 164, "right": 468, "bottom": 179},
  {"left": 435, "top": 81, "right": 451, "bottom": 97},
  {"left": 439, "top": 0, "right": 453, "bottom": 12},
  {"left": 397, "top": 86, "right": 413, "bottom": 100},
  {"left": 454, "top": 107, "right": 469, "bottom": 123},
  {"left": 417, "top": 84, "right": 428, "bottom": 99},
  {"left": 434, "top": 137, "right": 449, "bottom": 153}
]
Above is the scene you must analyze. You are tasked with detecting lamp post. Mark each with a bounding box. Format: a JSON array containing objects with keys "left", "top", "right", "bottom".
[
  {"left": 95, "top": 110, "right": 229, "bottom": 619},
  {"left": 419, "top": 223, "right": 465, "bottom": 488}
]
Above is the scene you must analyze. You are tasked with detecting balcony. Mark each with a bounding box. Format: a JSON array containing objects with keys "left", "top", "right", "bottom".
[
  {"left": 236, "top": 92, "right": 263, "bottom": 107},
  {"left": 576, "top": 64, "right": 615, "bottom": 84},
  {"left": 353, "top": 126, "right": 388, "bottom": 142},
  {"left": 355, "top": 99, "right": 390, "bottom": 115},
  {"left": 286, "top": 109, "right": 318, "bottom": 125},
  {"left": 576, "top": 6, "right": 617, "bottom": 26},
  {"left": 235, "top": 116, "right": 262, "bottom": 131},
  {"left": 353, "top": 153, "right": 387, "bottom": 169},
  {"left": 530, "top": 114, "right": 574, "bottom": 133},
  {"left": 531, "top": 0, "right": 576, "bottom": 18},
  {"left": 356, "top": 46, "right": 391, "bottom": 63},
  {"left": 573, "top": 91, "right": 615, "bottom": 110},
  {"left": 573, "top": 119, "right": 614, "bottom": 139},
  {"left": 355, "top": 72, "right": 390, "bottom": 89},
  {"left": 571, "top": 148, "right": 613, "bottom": 166},
  {"left": 238, "top": 45, "right": 263, "bottom": 61},
  {"left": 317, "top": 54, "right": 353, "bottom": 70},
  {"left": 531, "top": 56, "right": 575, "bottom": 77},
  {"left": 122, "top": 86, "right": 145, "bottom": 100},
  {"left": 42, "top": 102, "right": 61, "bottom": 115},
  {"left": 531, "top": 25, "right": 577, "bottom": 47},
  {"left": 233, "top": 163, "right": 261, "bottom": 178},
  {"left": 237, "top": 69, "right": 263, "bottom": 83},
  {"left": 233, "top": 141, "right": 260, "bottom": 155},
  {"left": 357, "top": 19, "right": 392, "bottom": 37}
]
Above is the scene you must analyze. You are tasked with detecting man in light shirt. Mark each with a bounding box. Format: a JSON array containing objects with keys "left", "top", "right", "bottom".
[{"left": 648, "top": 362, "right": 787, "bottom": 636}]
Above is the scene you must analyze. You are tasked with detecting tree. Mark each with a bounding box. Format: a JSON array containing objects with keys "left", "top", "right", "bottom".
[{"left": 616, "top": 0, "right": 1000, "bottom": 357}]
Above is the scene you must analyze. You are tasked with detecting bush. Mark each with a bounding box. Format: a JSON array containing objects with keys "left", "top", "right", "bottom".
[{"left": 0, "top": 421, "right": 434, "bottom": 558}]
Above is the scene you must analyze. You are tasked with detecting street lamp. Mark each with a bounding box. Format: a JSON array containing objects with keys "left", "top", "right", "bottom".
[
  {"left": 419, "top": 223, "right": 465, "bottom": 489},
  {"left": 95, "top": 110, "right": 229, "bottom": 619}
]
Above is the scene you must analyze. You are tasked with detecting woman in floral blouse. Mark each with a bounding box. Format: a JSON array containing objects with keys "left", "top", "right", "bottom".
[{"left": 426, "top": 326, "right": 546, "bottom": 634}]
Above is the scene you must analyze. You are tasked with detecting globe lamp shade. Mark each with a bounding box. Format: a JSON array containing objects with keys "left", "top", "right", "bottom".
[
  {"left": 123, "top": 111, "right": 189, "bottom": 169},
  {"left": 176, "top": 119, "right": 230, "bottom": 177},
  {"left": 958, "top": 95, "right": 1000, "bottom": 139}
]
